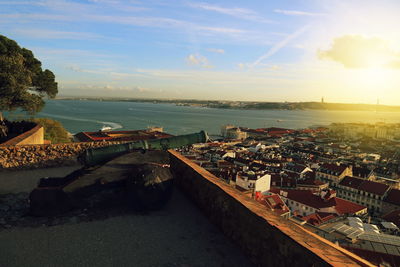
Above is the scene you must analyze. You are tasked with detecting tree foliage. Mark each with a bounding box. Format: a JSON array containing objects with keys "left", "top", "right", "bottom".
[
  {"left": 31, "top": 118, "right": 70, "bottom": 143},
  {"left": 0, "top": 35, "right": 58, "bottom": 114}
]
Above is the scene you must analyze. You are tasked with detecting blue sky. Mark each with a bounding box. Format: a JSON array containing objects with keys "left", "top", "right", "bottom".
[{"left": 1, "top": 0, "right": 400, "bottom": 104}]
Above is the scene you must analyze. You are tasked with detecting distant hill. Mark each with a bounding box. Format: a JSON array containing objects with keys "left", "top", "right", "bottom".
[{"left": 56, "top": 97, "right": 400, "bottom": 112}]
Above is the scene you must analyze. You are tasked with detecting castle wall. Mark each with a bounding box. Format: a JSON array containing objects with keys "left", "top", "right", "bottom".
[{"left": 169, "top": 150, "right": 372, "bottom": 267}]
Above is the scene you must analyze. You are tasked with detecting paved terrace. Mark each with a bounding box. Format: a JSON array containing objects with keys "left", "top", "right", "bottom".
[
  {"left": 0, "top": 165, "right": 252, "bottom": 267},
  {"left": 0, "top": 151, "right": 376, "bottom": 266}
]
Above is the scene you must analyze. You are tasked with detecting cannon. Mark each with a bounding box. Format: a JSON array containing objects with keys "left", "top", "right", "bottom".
[
  {"left": 80, "top": 130, "right": 208, "bottom": 167},
  {"left": 29, "top": 131, "right": 209, "bottom": 216}
]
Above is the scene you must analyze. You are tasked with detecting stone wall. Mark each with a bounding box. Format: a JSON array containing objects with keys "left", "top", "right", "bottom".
[
  {"left": 1, "top": 122, "right": 43, "bottom": 146},
  {"left": 0, "top": 141, "right": 124, "bottom": 169},
  {"left": 169, "top": 150, "right": 373, "bottom": 267},
  {"left": 14, "top": 125, "right": 44, "bottom": 145}
]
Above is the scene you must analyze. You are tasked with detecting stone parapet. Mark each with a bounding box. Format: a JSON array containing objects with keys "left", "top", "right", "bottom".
[
  {"left": 0, "top": 141, "right": 124, "bottom": 169},
  {"left": 169, "top": 150, "right": 373, "bottom": 267},
  {"left": 1, "top": 124, "right": 43, "bottom": 146}
]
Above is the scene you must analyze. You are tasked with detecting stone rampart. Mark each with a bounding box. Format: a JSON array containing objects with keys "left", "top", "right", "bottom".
[
  {"left": 0, "top": 141, "right": 124, "bottom": 169},
  {"left": 169, "top": 150, "right": 373, "bottom": 267},
  {"left": 1, "top": 122, "right": 44, "bottom": 146}
]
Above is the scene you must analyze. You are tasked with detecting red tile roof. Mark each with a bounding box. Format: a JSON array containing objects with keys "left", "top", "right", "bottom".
[
  {"left": 382, "top": 209, "right": 400, "bottom": 228},
  {"left": 318, "top": 163, "right": 348, "bottom": 176},
  {"left": 334, "top": 197, "right": 367, "bottom": 215},
  {"left": 385, "top": 189, "right": 400, "bottom": 206},
  {"left": 75, "top": 130, "right": 173, "bottom": 142},
  {"left": 255, "top": 192, "right": 289, "bottom": 215},
  {"left": 352, "top": 167, "right": 372, "bottom": 178},
  {"left": 298, "top": 178, "right": 325, "bottom": 186},
  {"left": 273, "top": 188, "right": 366, "bottom": 215},
  {"left": 285, "top": 163, "right": 309, "bottom": 173},
  {"left": 339, "top": 176, "right": 364, "bottom": 189},
  {"left": 339, "top": 176, "right": 390, "bottom": 196},
  {"left": 358, "top": 180, "right": 390, "bottom": 196},
  {"left": 302, "top": 212, "right": 337, "bottom": 226}
]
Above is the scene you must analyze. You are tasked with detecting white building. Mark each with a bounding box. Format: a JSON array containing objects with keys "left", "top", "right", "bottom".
[{"left": 236, "top": 172, "right": 271, "bottom": 193}]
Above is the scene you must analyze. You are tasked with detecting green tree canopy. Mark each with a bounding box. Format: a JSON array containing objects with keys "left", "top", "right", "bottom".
[{"left": 0, "top": 35, "right": 58, "bottom": 114}]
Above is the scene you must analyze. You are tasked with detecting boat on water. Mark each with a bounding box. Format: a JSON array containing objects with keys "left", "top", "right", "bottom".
[{"left": 100, "top": 125, "right": 112, "bottom": 132}]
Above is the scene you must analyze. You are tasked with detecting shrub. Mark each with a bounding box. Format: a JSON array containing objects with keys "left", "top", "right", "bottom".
[{"left": 31, "top": 118, "right": 71, "bottom": 143}]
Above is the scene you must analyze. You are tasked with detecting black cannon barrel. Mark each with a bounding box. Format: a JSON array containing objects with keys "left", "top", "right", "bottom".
[{"left": 81, "top": 130, "right": 209, "bottom": 166}]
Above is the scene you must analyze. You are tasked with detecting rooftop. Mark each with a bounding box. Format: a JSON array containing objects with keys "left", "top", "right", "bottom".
[
  {"left": 74, "top": 130, "right": 172, "bottom": 142},
  {"left": 318, "top": 163, "right": 349, "bottom": 176},
  {"left": 339, "top": 176, "right": 390, "bottom": 196}
]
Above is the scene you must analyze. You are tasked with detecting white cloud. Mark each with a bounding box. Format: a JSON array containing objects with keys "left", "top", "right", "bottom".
[
  {"left": 186, "top": 54, "right": 213, "bottom": 68},
  {"left": 318, "top": 35, "right": 400, "bottom": 69},
  {"left": 67, "top": 65, "right": 106, "bottom": 74},
  {"left": 207, "top": 48, "right": 225, "bottom": 54},
  {"left": 274, "top": 9, "right": 326, "bottom": 17},
  {"left": 12, "top": 28, "right": 104, "bottom": 40},
  {"left": 3, "top": 13, "right": 246, "bottom": 38},
  {"left": 195, "top": 26, "right": 245, "bottom": 35},
  {"left": 189, "top": 2, "right": 275, "bottom": 24}
]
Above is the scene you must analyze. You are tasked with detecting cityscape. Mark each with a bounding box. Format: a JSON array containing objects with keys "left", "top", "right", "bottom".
[{"left": 1, "top": 0, "right": 400, "bottom": 266}]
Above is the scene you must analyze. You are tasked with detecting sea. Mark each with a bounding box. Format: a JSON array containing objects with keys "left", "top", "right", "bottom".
[{"left": 5, "top": 100, "right": 400, "bottom": 136}]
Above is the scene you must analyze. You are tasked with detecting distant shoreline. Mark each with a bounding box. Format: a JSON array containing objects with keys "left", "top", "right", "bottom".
[{"left": 54, "top": 97, "right": 400, "bottom": 112}]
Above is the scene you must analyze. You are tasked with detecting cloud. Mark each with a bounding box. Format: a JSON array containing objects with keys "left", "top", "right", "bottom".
[
  {"left": 0, "top": 1, "right": 44, "bottom": 5},
  {"left": 207, "top": 48, "right": 225, "bottom": 54},
  {"left": 188, "top": 2, "right": 274, "bottom": 23},
  {"left": 274, "top": 9, "right": 326, "bottom": 16},
  {"left": 3, "top": 13, "right": 246, "bottom": 38},
  {"left": 196, "top": 26, "right": 244, "bottom": 34},
  {"left": 67, "top": 65, "right": 106, "bottom": 74},
  {"left": 12, "top": 28, "right": 103, "bottom": 40},
  {"left": 251, "top": 25, "right": 309, "bottom": 67},
  {"left": 186, "top": 54, "right": 213, "bottom": 68},
  {"left": 318, "top": 35, "right": 400, "bottom": 69}
]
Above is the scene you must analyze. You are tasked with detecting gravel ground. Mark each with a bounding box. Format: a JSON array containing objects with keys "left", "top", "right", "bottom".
[{"left": 0, "top": 186, "right": 253, "bottom": 267}]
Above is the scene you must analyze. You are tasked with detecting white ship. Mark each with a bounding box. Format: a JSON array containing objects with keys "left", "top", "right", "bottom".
[{"left": 100, "top": 125, "right": 112, "bottom": 132}]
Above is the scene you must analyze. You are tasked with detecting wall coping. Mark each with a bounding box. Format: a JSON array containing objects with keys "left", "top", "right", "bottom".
[
  {"left": 169, "top": 149, "right": 374, "bottom": 267},
  {"left": 0, "top": 140, "right": 126, "bottom": 148},
  {"left": 1, "top": 124, "right": 43, "bottom": 146}
]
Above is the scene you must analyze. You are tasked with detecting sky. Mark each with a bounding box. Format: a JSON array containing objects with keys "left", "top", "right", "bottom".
[{"left": 1, "top": 0, "right": 400, "bottom": 104}]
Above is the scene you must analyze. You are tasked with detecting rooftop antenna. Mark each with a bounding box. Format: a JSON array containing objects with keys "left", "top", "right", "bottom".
[{"left": 375, "top": 98, "right": 380, "bottom": 114}]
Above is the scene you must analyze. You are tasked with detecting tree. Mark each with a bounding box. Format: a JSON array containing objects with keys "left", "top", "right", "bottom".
[{"left": 0, "top": 35, "right": 58, "bottom": 115}]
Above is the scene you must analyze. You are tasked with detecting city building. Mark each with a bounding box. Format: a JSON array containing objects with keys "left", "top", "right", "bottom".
[
  {"left": 74, "top": 129, "right": 172, "bottom": 142},
  {"left": 270, "top": 188, "right": 367, "bottom": 218},
  {"left": 235, "top": 171, "right": 271, "bottom": 193},
  {"left": 336, "top": 176, "right": 390, "bottom": 214},
  {"left": 316, "top": 163, "right": 353, "bottom": 187}
]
